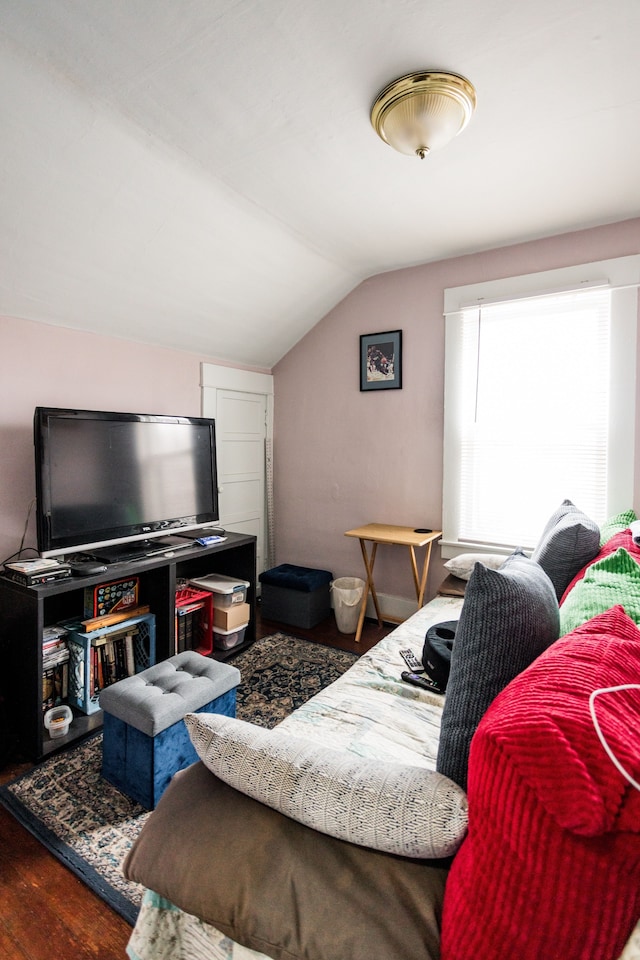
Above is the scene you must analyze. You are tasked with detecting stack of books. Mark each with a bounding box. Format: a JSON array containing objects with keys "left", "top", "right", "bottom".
[
  {"left": 88, "top": 626, "right": 138, "bottom": 695},
  {"left": 42, "top": 625, "right": 69, "bottom": 713}
]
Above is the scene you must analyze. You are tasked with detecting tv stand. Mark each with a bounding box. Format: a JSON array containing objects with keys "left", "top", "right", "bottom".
[{"left": 0, "top": 532, "right": 256, "bottom": 762}]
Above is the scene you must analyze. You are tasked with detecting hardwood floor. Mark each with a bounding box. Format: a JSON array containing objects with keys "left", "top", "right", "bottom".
[
  {"left": 0, "top": 611, "right": 391, "bottom": 960},
  {"left": 257, "top": 606, "right": 391, "bottom": 654}
]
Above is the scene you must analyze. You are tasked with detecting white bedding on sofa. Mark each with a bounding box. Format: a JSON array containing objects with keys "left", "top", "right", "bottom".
[
  {"left": 277, "top": 595, "right": 462, "bottom": 765},
  {"left": 126, "top": 595, "right": 463, "bottom": 960}
]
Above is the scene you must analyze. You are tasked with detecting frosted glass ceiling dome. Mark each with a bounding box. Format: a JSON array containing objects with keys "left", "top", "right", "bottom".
[{"left": 371, "top": 71, "right": 477, "bottom": 159}]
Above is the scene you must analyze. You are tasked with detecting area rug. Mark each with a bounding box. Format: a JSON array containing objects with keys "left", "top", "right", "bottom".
[
  {"left": 0, "top": 633, "right": 358, "bottom": 926},
  {"left": 232, "top": 631, "right": 358, "bottom": 727}
]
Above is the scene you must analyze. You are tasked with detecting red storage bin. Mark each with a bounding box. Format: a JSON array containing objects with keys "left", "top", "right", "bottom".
[{"left": 175, "top": 587, "right": 214, "bottom": 656}]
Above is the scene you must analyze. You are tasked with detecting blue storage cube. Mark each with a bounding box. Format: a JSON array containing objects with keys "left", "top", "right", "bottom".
[
  {"left": 259, "top": 564, "right": 333, "bottom": 629},
  {"left": 99, "top": 651, "right": 240, "bottom": 809}
]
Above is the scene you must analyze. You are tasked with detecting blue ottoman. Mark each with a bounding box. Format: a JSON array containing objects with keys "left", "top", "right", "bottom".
[
  {"left": 259, "top": 563, "right": 333, "bottom": 628},
  {"left": 99, "top": 651, "right": 240, "bottom": 809}
]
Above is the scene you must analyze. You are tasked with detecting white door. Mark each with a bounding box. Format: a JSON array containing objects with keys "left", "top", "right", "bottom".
[{"left": 201, "top": 364, "right": 274, "bottom": 578}]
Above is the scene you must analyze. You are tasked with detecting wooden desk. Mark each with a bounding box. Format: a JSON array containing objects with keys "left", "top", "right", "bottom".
[{"left": 344, "top": 523, "right": 442, "bottom": 643}]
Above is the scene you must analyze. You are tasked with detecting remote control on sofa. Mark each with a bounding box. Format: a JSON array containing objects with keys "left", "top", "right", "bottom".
[
  {"left": 401, "top": 671, "right": 444, "bottom": 694},
  {"left": 400, "top": 648, "right": 423, "bottom": 672}
]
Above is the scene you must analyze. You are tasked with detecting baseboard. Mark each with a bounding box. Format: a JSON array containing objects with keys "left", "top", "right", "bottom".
[
  {"left": 330, "top": 591, "right": 418, "bottom": 625},
  {"left": 365, "top": 591, "right": 419, "bottom": 624}
]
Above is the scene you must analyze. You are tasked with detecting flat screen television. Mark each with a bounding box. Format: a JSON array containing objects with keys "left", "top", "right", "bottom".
[{"left": 34, "top": 407, "right": 220, "bottom": 561}]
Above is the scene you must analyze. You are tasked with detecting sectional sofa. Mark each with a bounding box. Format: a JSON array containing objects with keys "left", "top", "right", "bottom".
[{"left": 123, "top": 501, "right": 640, "bottom": 960}]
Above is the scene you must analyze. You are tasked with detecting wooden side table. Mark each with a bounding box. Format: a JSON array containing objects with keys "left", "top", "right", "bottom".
[{"left": 344, "top": 523, "right": 442, "bottom": 642}]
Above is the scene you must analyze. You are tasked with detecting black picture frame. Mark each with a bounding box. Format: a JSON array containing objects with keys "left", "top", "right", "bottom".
[{"left": 360, "top": 330, "right": 403, "bottom": 391}]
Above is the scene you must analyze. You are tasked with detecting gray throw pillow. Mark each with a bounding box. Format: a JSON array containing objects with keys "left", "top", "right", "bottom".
[
  {"left": 436, "top": 550, "right": 559, "bottom": 791},
  {"left": 531, "top": 499, "right": 600, "bottom": 600}
]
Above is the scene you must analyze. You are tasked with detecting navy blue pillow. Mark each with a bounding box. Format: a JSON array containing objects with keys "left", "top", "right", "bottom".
[{"left": 259, "top": 564, "right": 333, "bottom": 593}]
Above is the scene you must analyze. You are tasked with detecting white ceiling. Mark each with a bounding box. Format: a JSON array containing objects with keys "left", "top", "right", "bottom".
[{"left": 2, "top": 0, "right": 639, "bottom": 368}]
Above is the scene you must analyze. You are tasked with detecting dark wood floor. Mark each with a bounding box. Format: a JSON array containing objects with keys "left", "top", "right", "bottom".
[{"left": 0, "top": 611, "right": 391, "bottom": 960}]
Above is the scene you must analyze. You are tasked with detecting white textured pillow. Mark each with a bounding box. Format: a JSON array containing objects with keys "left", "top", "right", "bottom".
[
  {"left": 444, "top": 553, "right": 506, "bottom": 580},
  {"left": 186, "top": 713, "right": 468, "bottom": 859}
]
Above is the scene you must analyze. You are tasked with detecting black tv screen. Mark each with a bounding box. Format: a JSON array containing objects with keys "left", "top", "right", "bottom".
[{"left": 34, "top": 407, "right": 219, "bottom": 559}]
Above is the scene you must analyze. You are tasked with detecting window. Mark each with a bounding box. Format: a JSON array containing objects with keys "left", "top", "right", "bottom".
[{"left": 442, "top": 257, "right": 639, "bottom": 557}]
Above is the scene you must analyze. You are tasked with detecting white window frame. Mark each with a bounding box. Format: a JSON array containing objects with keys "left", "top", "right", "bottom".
[{"left": 442, "top": 256, "right": 640, "bottom": 560}]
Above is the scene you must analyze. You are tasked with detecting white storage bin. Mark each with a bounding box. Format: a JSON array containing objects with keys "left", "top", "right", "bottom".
[
  {"left": 213, "top": 624, "right": 248, "bottom": 651},
  {"left": 189, "top": 573, "right": 250, "bottom": 607}
]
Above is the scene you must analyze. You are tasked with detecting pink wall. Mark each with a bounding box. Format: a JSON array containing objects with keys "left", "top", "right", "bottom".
[
  {"left": 1, "top": 217, "right": 639, "bottom": 604},
  {"left": 0, "top": 317, "right": 242, "bottom": 565},
  {"left": 273, "top": 218, "right": 640, "bottom": 603}
]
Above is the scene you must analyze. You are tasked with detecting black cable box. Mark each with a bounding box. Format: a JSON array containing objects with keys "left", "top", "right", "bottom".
[{"left": 3, "top": 566, "right": 71, "bottom": 586}]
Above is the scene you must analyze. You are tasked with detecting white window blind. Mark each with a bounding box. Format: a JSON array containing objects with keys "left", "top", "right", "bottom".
[{"left": 443, "top": 257, "right": 639, "bottom": 556}]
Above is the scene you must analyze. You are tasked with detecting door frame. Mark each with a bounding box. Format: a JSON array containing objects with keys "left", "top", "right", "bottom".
[{"left": 200, "top": 362, "right": 275, "bottom": 570}]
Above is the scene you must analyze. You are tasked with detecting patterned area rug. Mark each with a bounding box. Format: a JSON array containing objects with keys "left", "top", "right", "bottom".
[
  {"left": 233, "top": 631, "right": 358, "bottom": 727},
  {"left": 0, "top": 633, "right": 358, "bottom": 926}
]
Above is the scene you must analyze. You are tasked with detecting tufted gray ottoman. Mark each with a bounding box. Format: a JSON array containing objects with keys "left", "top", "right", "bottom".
[{"left": 99, "top": 651, "right": 240, "bottom": 809}]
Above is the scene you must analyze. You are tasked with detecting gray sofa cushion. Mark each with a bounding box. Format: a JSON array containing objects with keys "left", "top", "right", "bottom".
[
  {"left": 531, "top": 498, "right": 600, "bottom": 600},
  {"left": 436, "top": 550, "right": 559, "bottom": 791}
]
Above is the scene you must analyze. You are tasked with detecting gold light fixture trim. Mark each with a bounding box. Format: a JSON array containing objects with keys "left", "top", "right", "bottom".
[{"left": 371, "top": 71, "right": 477, "bottom": 159}]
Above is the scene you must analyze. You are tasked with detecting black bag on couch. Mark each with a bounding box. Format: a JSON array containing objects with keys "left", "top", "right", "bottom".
[{"left": 422, "top": 621, "right": 457, "bottom": 692}]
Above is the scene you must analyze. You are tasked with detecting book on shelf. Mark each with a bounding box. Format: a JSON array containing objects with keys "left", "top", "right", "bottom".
[
  {"left": 89, "top": 627, "right": 139, "bottom": 696},
  {"left": 42, "top": 661, "right": 69, "bottom": 712},
  {"left": 175, "top": 602, "right": 206, "bottom": 653},
  {"left": 42, "top": 624, "right": 70, "bottom": 712},
  {"left": 81, "top": 604, "right": 150, "bottom": 633},
  {"left": 42, "top": 644, "right": 69, "bottom": 669},
  {"left": 43, "top": 633, "right": 68, "bottom": 648}
]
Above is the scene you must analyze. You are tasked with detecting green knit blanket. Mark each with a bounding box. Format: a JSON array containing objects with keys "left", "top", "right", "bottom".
[{"left": 559, "top": 546, "right": 640, "bottom": 636}]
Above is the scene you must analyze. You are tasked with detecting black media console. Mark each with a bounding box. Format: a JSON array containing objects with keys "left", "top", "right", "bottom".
[{"left": 0, "top": 532, "right": 256, "bottom": 762}]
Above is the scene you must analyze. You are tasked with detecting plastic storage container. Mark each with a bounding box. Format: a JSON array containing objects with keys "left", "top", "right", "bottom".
[
  {"left": 189, "top": 573, "right": 250, "bottom": 607},
  {"left": 44, "top": 704, "right": 73, "bottom": 739},
  {"left": 213, "top": 624, "right": 248, "bottom": 651}
]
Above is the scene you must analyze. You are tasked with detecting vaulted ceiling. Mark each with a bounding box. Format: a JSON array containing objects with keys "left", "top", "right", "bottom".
[{"left": 2, "top": 1, "right": 639, "bottom": 367}]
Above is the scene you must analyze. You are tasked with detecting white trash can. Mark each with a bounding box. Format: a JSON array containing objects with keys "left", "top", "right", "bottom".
[{"left": 331, "top": 577, "right": 365, "bottom": 634}]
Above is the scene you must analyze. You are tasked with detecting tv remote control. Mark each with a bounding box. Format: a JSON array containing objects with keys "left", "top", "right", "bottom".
[
  {"left": 401, "top": 671, "right": 444, "bottom": 694},
  {"left": 400, "top": 648, "right": 424, "bottom": 673}
]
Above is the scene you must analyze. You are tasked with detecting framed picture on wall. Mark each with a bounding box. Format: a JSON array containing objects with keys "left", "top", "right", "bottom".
[{"left": 360, "top": 330, "right": 402, "bottom": 391}]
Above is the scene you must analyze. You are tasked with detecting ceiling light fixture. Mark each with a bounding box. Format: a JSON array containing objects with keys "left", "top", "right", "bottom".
[{"left": 370, "top": 71, "right": 476, "bottom": 159}]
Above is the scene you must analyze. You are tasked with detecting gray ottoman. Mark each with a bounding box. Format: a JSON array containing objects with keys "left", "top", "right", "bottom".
[{"left": 99, "top": 651, "right": 240, "bottom": 809}]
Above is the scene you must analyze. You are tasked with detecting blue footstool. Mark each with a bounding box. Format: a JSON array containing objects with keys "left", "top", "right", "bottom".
[{"left": 99, "top": 651, "right": 240, "bottom": 809}]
